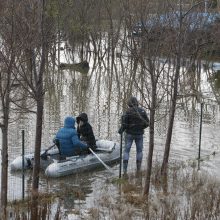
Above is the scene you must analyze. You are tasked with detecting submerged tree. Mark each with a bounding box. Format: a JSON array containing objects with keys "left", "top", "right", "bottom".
[
  {"left": 0, "top": 1, "right": 22, "bottom": 217},
  {"left": 160, "top": 0, "right": 220, "bottom": 176},
  {"left": 121, "top": 0, "right": 220, "bottom": 197},
  {"left": 12, "top": 0, "right": 56, "bottom": 217}
]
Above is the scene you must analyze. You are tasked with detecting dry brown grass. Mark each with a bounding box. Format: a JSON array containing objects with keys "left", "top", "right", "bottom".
[
  {"left": 7, "top": 162, "right": 220, "bottom": 219},
  {"left": 117, "top": 163, "right": 220, "bottom": 219}
]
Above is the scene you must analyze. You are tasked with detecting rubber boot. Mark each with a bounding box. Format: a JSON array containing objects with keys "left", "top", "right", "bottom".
[
  {"left": 123, "top": 160, "right": 128, "bottom": 177},
  {"left": 136, "top": 160, "right": 142, "bottom": 177},
  {"left": 136, "top": 160, "right": 142, "bottom": 172}
]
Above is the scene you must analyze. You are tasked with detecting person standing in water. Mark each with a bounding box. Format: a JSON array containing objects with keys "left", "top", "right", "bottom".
[{"left": 118, "top": 97, "right": 149, "bottom": 175}]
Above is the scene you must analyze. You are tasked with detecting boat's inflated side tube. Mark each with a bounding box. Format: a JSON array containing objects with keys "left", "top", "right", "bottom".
[
  {"left": 10, "top": 156, "right": 32, "bottom": 171},
  {"left": 45, "top": 162, "right": 60, "bottom": 178}
]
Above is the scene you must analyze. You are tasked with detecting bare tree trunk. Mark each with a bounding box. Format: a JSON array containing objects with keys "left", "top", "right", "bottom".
[
  {"left": 30, "top": 41, "right": 46, "bottom": 219},
  {"left": 144, "top": 80, "right": 156, "bottom": 197},
  {"left": 0, "top": 3, "right": 12, "bottom": 216},
  {"left": 1, "top": 124, "right": 9, "bottom": 219},
  {"left": 161, "top": 42, "right": 181, "bottom": 177},
  {"left": 0, "top": 63, "right": 12, "bottom": 218},
  {"left": 0, "top": 43, "right": 14, "bottom": 219},
  {"left": 160, "top": 86, "right": 178, "bottom": 176},
  {"left": 161, "top": 53, "right": 181, "bottom": 176},
  {"left": 31, "top": 97, "right": 44, "bottom": 219},
  {"left": 161, "top": 1, "right": 183, "bottom": 176},
  {"left": 31, "top": 1, "right": 47, "bottom": 218}
]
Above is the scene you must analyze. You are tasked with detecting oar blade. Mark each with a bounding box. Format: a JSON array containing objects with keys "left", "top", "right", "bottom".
[{"left": 89, "top": 148, "right": 114, "bottom": 173}]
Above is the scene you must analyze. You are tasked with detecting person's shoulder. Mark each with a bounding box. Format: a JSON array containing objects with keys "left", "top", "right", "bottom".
[
  {"left": 138, "top": 107, "right": 147, "bottom": 113},
  {"left": 71, "top": 128, "right": 78, "bottom": 135},
  {"left": 57, "top": 127, "right": 65, "bottom": 132},
  {"left": 85, "top": 122, "right": 93, "bottom": 129},
  {"left": 138, "top": 106, "right": 146, "bottom": 111}
]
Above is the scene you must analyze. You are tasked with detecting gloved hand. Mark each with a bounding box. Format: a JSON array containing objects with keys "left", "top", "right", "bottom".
[
  {"left": 53, "top": 138, "right": 59, "bottom": 146},
  {"left": 118, "top": 127, "right": 123, "bottom": 134}
]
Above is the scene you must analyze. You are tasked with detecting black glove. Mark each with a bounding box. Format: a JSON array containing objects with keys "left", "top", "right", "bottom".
[
  {"left": 118, "top": 127, "right": 123, "bottom": 134},
  {"left": 53, "top": 139, "right": 59, "bottom": 146}
]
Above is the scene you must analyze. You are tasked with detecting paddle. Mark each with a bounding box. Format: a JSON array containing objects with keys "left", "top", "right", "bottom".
[
  {"left": 88, "top": 147, "right": 113, "bottom": 172},
  {"left": 41, "top": 144, "right": 56, "bottom": 160}
]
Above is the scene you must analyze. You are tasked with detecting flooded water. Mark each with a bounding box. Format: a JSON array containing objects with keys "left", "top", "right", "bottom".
[{"left": 1, "top": 49, "right": 220, "bottom": 218}]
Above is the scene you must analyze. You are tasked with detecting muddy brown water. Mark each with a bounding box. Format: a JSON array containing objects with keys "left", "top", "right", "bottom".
[{"left": 1, "top": 60, "right": 220, "bottom": 219}]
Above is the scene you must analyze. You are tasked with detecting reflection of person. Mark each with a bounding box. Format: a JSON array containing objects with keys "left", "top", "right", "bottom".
[
  {"left": 54, "top": 116, "right": 88, "bottom": 157},
  {"left": 118, "top": 97, "right": 149, "bottom": 175},
  {"left": 76, "top": 113, "right": 96, "bottom": 151}
]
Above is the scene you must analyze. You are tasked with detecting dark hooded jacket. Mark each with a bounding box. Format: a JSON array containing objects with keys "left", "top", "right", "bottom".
[
  {"left": 76, "top": 113, "right": 96, "bottom": 148},
  {"left": 119, "top": 97, "right": 149, "bottom": 135},
  {"left": 55, "top": 116, "right": 88, "bottom": 157}
]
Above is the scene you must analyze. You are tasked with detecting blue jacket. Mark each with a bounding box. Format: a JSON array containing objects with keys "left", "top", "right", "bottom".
[{"left": 55, "top": 116, "right": 88, "bottom": 157}]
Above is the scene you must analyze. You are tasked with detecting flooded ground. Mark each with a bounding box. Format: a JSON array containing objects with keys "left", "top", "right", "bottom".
[{"left": 0, "top": 48, "right": 220, "bottom": 218}]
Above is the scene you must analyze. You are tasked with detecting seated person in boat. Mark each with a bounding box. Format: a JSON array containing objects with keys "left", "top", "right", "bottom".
[
  {"left": 76, "top": 112, "right": 97, "bottom": 151},
  {"left": 54, "top": 116, "right": 88, "bottom": 157}
]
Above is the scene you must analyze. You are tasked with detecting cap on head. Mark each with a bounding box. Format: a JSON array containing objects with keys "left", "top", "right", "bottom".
[{"left": 127, "top": 96, "right": 139, "bottom": 107}]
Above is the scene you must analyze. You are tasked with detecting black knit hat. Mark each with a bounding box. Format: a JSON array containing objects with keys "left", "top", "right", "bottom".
[{"left": 76, "top": 112, "right": 88, "bottom": 123}]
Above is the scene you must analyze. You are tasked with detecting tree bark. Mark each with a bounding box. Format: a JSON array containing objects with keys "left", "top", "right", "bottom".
[
  {"left": 0, "top": 40, "right": 14, "bottom": 218},
  {"left": 31, "top": 97, "right": 44, "bottom": 219},
  {"left": 161, "top": 1, "right": 183, "bottom": 176},
  {"left": 31, "top": 1, "right": 47, "bottom": 218},
  {"left": 144, "top": 81, "right": 156, "bottom": 197},
  {"left": 1, "top": 124, "right": 9, "bottom": 219},
  {"left": 0, "top": 65, "right": 12, "bottom": 217},
  {"left": 161, "top": 51, "right": 181, "bottom": 177}
]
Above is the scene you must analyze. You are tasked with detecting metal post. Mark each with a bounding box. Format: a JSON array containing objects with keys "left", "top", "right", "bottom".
[
  {"left": 22, "top": 130, "right": 25, "bottom": 200},
  {"left": 198, "top": 103, "right": 204, "bottom": 170},
  {"left": 119, "top": 132, "right": 123, "bottom": 178}
]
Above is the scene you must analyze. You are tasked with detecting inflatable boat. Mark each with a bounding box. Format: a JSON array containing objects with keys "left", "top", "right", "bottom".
[{"left": 10, "top": 140, "right": 120, "bottom": 178}]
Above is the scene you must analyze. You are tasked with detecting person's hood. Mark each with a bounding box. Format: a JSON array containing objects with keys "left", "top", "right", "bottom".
[
  {"left": 127, "top": 96, "right": 139, "bottom": 107},
  {"left": 76, "top": 112, "right": 88, "bottom": 123},
  {"left": 64, "top": 116, "right": 75, "bottom": 128}
]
